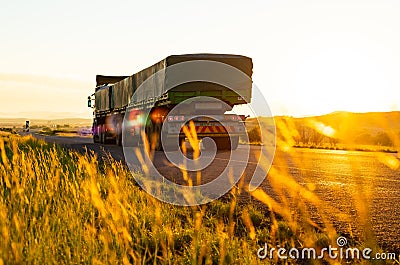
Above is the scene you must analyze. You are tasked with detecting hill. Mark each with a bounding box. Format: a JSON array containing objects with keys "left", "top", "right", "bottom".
[
  {"left": 0, "top": 118, "right": 92, "bottom": 128},
  {"left": 248, "top": 111, "right": 400, "bottom": 149}
]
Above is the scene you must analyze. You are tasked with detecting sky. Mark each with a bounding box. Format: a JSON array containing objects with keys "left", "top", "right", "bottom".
[{"left": 1, "top": 0, "right": 399, "bottom": 119}]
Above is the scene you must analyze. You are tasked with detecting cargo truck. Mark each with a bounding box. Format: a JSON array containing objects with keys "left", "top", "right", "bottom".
[{"left": 88, "top": 54, "right": 252, "bottom": 150}]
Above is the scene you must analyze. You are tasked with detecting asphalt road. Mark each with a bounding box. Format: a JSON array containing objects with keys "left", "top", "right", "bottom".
[{"left": 33, "top": 133, "right": 400, "bottom": 253}]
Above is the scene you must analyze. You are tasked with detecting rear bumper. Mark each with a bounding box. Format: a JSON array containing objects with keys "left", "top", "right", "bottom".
[{"left": 165, "top": 121, "right": 245, "bottom": 136}]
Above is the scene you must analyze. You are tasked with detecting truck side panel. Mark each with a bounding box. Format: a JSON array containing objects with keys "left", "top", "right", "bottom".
[
  {"left": 113, "top": 76, "right": 135, "bottom": 109},
  {"left": 95, "top": 87, "right": 110, "bottom": 112},
  {"left": 132, "top": 59, "right": 166, "bottom": 104},
  {"left": 105, "top": 54, "right": 252, "bottom": 110}
]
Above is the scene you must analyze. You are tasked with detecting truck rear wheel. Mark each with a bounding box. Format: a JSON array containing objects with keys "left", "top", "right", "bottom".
[
  {"left": 125, "top": 134, "right": 140, "bottom": 147},
  {"left": 215, "top": 136, "right": 239, "bottom": 150},
  {"left": 153, "top": 123, "right": 163, "bottom": 151},
  {"left": 100, "top": 125, "right": 106, "bottom": 144},
  {"left": 215, "top": 137, "right": 230, "bottom": 150},
  {"left": 202, "top": 137, "right": 216, "bottom": 150},
  {"left": 231, "top": 136, "right": 239, "bottom": 150},
  {"left": 146, "top": 122, "right": 163, "bottom": 151},
  {"left": 115, "top": 123, "right": 122, "bottom": 146},
  {"left": 93, "top": 125, "right": 100, "bottom": 143},
  {"left": 163, "top": 136, "right": 184, "bottom": 151}
]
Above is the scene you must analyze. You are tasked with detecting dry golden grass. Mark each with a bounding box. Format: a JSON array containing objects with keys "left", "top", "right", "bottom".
[
  {"left": 0, "top": 135, "right": 267, "bottom": 264},
  {"left": 0, "top": 132, "right": 396, "bottom": 264}
]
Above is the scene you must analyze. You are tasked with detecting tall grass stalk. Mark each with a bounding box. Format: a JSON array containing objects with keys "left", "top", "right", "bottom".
[{"left": 0, "top": 133, "right": 383, "bottom": 264}]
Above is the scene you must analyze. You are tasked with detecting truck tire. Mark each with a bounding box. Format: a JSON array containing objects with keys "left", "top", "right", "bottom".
[
  {"left": 153, "top": 123, "right": 163, "bottom": 151},
  {"left": 215, "top": 137, "right": 230, "bottom": 150},
  {"left": 124, "top": 134, "right": 140, "bottom": 147},
  {"left": 162, "top": 133, "right": 183, "bottom": 151},
  {"left": 93, "top": 125, "right": 100, "bottom": 143},
  {"left": 230, "top": 136, "right": 239, "bottom": 150},
  {"left": 122, "top": 125, "right": 139, "bottom": 147},
  {"left": 93, "top": 134, "right": 99, "bottom": 143},
  {"left": 100, "top": 125, "right": 106, "bottom": 144},
  {"left": 115, "top": 123, "right": 122, "bottom": 146},
  {"left": 99, "top": 127, "right": 103, "bottom": 144},
  {"left": 146, "top": 122, "right": 161, "bottom": 151},
  {"left": 202, "top": 137, "right": 216, "bottom": 150},
  {"left": 215, "top": 136, "right": 239, "bottom": 150}
]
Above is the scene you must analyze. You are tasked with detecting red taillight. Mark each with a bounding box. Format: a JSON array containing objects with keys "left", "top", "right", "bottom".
[{"left": 225, "top": 115, "right": 240, "bottom": 121}]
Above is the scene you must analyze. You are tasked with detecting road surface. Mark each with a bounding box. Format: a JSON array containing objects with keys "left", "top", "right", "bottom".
[{"left": 33, "top": 133, "right": 400, "bottom": 253}]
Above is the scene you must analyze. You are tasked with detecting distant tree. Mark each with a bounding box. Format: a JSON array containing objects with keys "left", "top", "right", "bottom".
[
  {"left": 247, "top": 126, "right": 262, "bottom": 143},
  {"left": 296, "top": 126, "right": 312, "bottom": 145},
  {"left": 374, "top": 132, "right": 393, "bottom": 146},
  {"left": 328, "top": 136, "right": 338, "bottom": 147},
  {"left": 354, "top": 133, "right": 374, "bottom": 145},
  {"left": 293, "top": 124, "right": 339, "bottom": 147},
  {"left": 310, "top": 129, "right": 324, "bottom": 146}
]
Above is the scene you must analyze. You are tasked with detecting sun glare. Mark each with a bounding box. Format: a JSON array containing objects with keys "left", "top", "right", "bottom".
[{"left": 307, "top": 120, "right": 336, "bottom": 138}]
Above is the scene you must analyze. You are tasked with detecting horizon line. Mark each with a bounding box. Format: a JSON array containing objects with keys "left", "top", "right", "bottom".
[{"left": 1, "top": 109, "right": 399, "bottom": 121}]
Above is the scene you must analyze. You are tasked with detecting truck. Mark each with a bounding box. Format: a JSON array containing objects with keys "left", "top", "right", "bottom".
[{"left": 87, "top": 54, "right": 253, "bottom": 150}]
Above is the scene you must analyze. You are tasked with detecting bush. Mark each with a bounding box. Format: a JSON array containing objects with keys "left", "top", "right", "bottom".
[
  {"left": 374, "top": 131, "right": 393, "bottom": 146},
  {"left": 247, "top": 126, "right": 262, "bottom": 143}
]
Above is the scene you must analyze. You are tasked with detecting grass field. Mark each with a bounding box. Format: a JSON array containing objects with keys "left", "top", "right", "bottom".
[
  {"left": 0, "top": 133, "right": 391, "bottom": 264},
  {"left": 244, "top": 112, "right": 400, "bottom": 155}
]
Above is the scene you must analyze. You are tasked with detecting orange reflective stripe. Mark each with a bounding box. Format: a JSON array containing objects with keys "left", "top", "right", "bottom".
[{"left": 194, "top": 125, "right": 235, "bottom": 134}]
